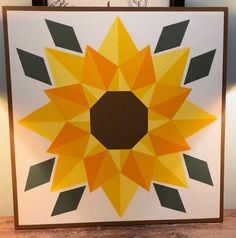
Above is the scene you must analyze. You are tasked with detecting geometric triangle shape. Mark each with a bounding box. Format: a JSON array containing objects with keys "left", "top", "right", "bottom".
[
  {"left": 149, "top": 134, "right": 190, "bottom": 156},
  {"left": 122, "top": 151, "right": 145, "bottom": 187},
  {"left": 89, "top": 47, "right": 117, "bottom": 89},
  {"left": 184, "top": 49, "right": 216, "bottom": 84},
  {"left": 81, "top": 84, "right": 105, "bottom": 108},
  {"left": 45, "top": 96, "right": 87, "bottom": 121},
  {"left": 25, "top": 158, "right": 55, "bottom": 191},
  {"left": 45, "top": 83, "right": 88, "bottom": 107},
  {"left": 154, "top": 20, "right": 190, "bottom": 53},
  {"left": 81, "top": 46, "right": 117, "bottom": 90},
  {"left": 45, "top": 54, "right": 81, "bottom": 87},
  {"left": 108, "top": 69, "right": 130, "bottom": 91},
  {"left": 153, "top": 183, "right": 186, "bottom": 213},
  {"left": 152, "top": 92, "right": 191, "bottom": 119},
  {"left": 45, "top": 84, "right": 89, "bottom": 120},
  {"left": 51, "top": 156, "right": 87, "bottom": 192},
  {"left": 133, "top": 84, "right": 155, "bottom": 107},
  {"left": 148, "top": 110, "right": 169, "bottom": 131},
  {"left": 183, "top": 154, "right": 213, "bottom": 186},
  {"left": 102, "top": 174, "right": 138, "bottom": 216},
  {"left": 150, "top": 84, "right": 189, "bottom": 106},
  {"left": 17, "top": 48, "right": 51, "bottom": 85},
  {"left": 153, "top": 47, "right": 190, "bottom": 86},
  {"left": 149, "top": 122, "right": 190, "bottom": 156},
  {"left": 173, "top": 119, "right": 216, "bottom": 138},
  {"left": 132, "top": 134, "right": 156, "bottom": 156},
  {"left": 107, "top": 69, "right": 120, "bottom": 91},
  {"left": 47, "top": 123, "right": 89, "bottom": 157},
  {"left": 153, "top": 153, "right": 188, "bottom": 188},
  {"left": 81, "top": 46, "right": 106, "bottom": 90},
  {"left": 84, "top": 151, "right": 118, "bottom": 191},
  {"left": 45, "top": 48, "right": 83, "bottom": 87},
  {"left": 120, "top": 46, "right": 156, "bottom": 90},
  {"left": 173, "top": 101, "right": 217, "bottom": 137},
  {"left": 108, "top": 150, "right": 121, "bottom": 170},
  {"left": 49, "top": 134, "right": 90, "bottom": 158},
  {"left": 46, "top": 19, "right": 82, "bottom": 53},
  {"left": 150, "top": 84, "right": 191, "bottom": 118},
  {"left": 94, "top": 151, "right": 119, "bottom": 190},
  {"left": 117, "top": 70, "right": 131, "bottom": 91},
  {"left": 122, "top": 151, "right": 155, "bottom": 190},
  {"left": 99, "top": 17, "right": 138, "bottom": 65},
  {"left": 69, "top": 114, "right": 91, "bottom": 133},
  {"left": 84, "top": 136, "right": 106, "bottom": 158},
  {"left": 109, "top": 150, "right": 129, "bottom": 171},
  {"left": 82, "top": 151, "right": 105, "bottom": 191},
  {"left": 51, "top": 186, "right": 86, "bottom": 216},
  {"left": 19, "top": 102, "right": 65, "bottom": 141},
  {"left": 133, "top": 46, "right": 156, "bottom": 90}
]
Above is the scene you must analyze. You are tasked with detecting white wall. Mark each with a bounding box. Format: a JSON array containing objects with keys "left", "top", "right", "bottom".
[
  {"left": 186, "top": 0, "right": 236, "bottom": 212},
  {"left": 0, "top": 0, "right": 236, "bottom": 216},
  {"left": 0, "top": 0, "right": 31, "bottom": 216}
]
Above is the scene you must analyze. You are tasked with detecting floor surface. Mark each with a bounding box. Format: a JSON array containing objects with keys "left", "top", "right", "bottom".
[{"left": 0, "top": 210, "right": 235, "bottom": 238}]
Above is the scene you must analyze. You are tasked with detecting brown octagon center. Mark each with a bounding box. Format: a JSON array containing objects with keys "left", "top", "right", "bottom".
[{"left": 90, "top": 91, "right": 148, "bottom": 149}]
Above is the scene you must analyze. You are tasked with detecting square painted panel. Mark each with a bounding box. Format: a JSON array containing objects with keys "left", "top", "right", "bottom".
[{"left": 3, "top": 7, "right": 226, "bottom": 228}]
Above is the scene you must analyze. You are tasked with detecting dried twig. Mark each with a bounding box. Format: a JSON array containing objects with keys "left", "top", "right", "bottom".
[
  {"left": 127, "top": 0, "right": 148, "bottom": 7},
  {"left": 49, "top": 0, "right": 70, "bottom": 7}
]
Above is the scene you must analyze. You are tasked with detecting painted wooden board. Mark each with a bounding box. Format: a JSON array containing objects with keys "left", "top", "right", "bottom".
[{"left": 3, "top": 7, "right": 227, "bottom": 228}]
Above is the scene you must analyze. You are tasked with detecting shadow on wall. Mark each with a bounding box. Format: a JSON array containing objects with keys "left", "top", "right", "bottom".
[
  {"left": 225, "top": 9, "right": 236, "bottom": 90},
  {"left": 0, "top": 0, "right": 31, "bottom": 103},
  {"left": 0, "top": 5, "right": 13, "bottom": 217},
  {"left": 186, "top": 1, "right": 236, "bottom": 91},
  {"left": 0, "top": 10, "right": 8, "bottom": 104}
]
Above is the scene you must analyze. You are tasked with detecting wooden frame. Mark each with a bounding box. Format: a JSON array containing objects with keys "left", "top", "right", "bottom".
[{"left": 3, "top": 7, "right": 227, "bottom": 229}]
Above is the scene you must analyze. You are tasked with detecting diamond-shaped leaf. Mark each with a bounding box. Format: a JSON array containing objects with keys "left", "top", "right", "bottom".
[
  {"left": 46, "top": 19, "right": 82, "bottom": 53},
  {"left": 51, "top": 186, "right": 86, "bottom": 216},
  {"left": 154, "top": 20, "right": 190, "bottom": 53},
  {"left": 183, "top": 154, "right": 213, "bottom": 185},
  {"left": 184, "top": 49, "right": 216, "bottom": 84},
  {"left": 17, "top": 48, "right": 51, "bottom": 85},
  {"left": 153, "top": 183, "right": 186, "bottom": 212},
  {"left": 25, "top": 158, "right": 55, "bottom": 191}
]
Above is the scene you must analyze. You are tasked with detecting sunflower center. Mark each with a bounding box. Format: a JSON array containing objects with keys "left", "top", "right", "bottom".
[{"left": 90, "top": 91, "right": 148, "bottom": 149}]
